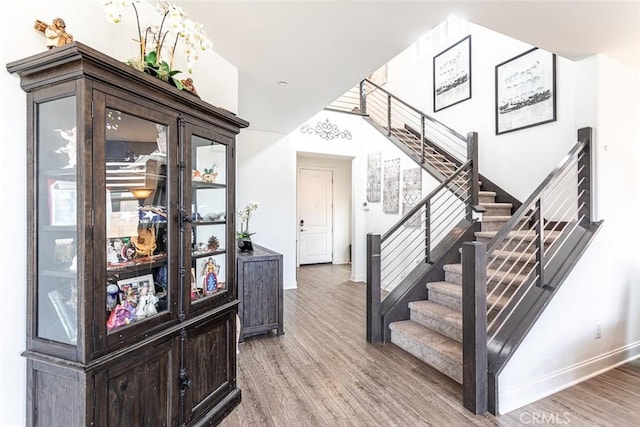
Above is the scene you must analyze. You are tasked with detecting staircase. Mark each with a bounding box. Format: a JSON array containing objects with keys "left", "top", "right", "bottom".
[
  {"left": 337, "top": 80, "right": 601, "bottom": 414},
  {"left": 388, "top": 189, "right": 558, "bottom": 384}
]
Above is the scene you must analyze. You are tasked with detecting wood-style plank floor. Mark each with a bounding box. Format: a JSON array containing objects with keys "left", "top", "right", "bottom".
[{"left": 221, "top": 264, "right": 640, "bottom": 426}]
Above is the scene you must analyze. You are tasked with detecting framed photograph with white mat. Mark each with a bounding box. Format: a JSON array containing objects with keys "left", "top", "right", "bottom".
[
  {"left": 495, "top": 47, "right": 556, "bottom": 134},
  {"left": 433, "top": 35, "right": 471, "bottom": 112}
]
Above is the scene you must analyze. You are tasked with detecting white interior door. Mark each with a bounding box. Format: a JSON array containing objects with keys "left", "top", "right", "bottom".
[{"left": 298, "top": 168, "right": 333, "bottom": 265}]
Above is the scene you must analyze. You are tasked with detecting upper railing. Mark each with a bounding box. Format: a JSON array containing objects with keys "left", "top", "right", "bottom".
[
  {"left": 327, "top": 80, "right": 469, "bottom": 169},
  {"left": 360, "top": 79, "right": 468, "bottom": 166},
  {"left": 461, "top": 127, "right": 595, "bottom": 413}
]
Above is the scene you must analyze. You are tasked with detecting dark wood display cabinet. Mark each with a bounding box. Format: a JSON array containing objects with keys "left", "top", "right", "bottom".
[
  {"left": 7, "top": 42, "right": 248, "bottom": 427},
  {"left": 237, "top": 245, "right": 284, "bottom": 342}
]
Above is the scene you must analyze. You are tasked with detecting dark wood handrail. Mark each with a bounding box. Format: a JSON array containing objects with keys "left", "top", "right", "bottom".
[
  {"left": 363, "top": 78, "right": 466, "bottom": 141},
  {"left": 381, "top": 160, "right": 471, "bottom": 241}
]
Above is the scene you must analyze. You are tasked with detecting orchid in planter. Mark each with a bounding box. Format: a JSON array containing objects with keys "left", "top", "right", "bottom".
[
  {"left": 101, "top": 0, "right": 213, "bottom": 91},
  {"left": 237, "top": 202, "right": 258, "bottom": 252}
]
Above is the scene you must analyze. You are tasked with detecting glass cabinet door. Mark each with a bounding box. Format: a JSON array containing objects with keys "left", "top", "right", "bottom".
[
  {"left": 187, "top": 129, "right": 229, "bottom": 306},
  {"left": 36, "top": 95, "right": 78, "bottom": 345},
  {"left": 103, "top": 107, "right": 171, "bottom": 334}
]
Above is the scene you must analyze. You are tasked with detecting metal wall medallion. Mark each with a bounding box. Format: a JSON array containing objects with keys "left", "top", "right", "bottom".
[{"left": 300, "top": 118, "right": 352, "bottom": 140}]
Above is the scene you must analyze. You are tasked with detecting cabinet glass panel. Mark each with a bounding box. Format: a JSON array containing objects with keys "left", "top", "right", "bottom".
[
  {"left": 105, "top": 108, "right": 169, "bottom": 332},
  {"left": 190, "top": 135, "right": 227, "bottom": 302},
  {"left": 37, "top": 95, "right": 78, "bottom": 344}
]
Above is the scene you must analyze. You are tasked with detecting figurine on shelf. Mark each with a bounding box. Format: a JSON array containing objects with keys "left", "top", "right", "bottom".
[
  {"left": 207, "top": 235, "right": 219, "bottom": 252},
  {"left": 134, "top": 284, "right": 159, "bottom": 319},
  {"left": 54, "top": 127, "right": 77, "bottom": 168},
  {"left": 181, "top": 78, "right": 199, "bottom": 97},
  {"left": 132, "top": 226, "right": 156, "bottom": 257},
  {"left": 34, "top": 18, "right": 74, "bottom": 49},
  {"left": 201, "top": 257, "right": 219, "bottom": 294},
  {"left": 202, "top": 162, "right": 219, "bottom": 183}
]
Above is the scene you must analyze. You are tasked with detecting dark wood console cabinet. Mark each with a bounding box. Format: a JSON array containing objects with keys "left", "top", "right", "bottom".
[
  {"left": 237, "top": 245, "right": 284, "bottom": 341},
  {"left": 8, "top": 42, "right": 248, "bottom": 426}
]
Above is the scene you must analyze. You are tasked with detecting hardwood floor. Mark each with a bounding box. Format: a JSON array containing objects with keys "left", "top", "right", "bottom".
[{"left": 221, "top": 264, "right": 640, "bottom": 426}]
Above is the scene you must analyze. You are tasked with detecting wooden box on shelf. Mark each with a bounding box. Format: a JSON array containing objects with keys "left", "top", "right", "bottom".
[
  {"left": 7, "top": 41, "right": 248, "bottom": 426},
  {"left": 237, "top": 244, "right": 284, "bottom": 342}
]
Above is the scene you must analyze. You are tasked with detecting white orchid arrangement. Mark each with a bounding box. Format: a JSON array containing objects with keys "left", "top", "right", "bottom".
[
  {"left": 101, "top": 0, "right": 213, "bottom": 89},
  {"left": 237, "top": 202, "right": 259, "bottom": 239}
]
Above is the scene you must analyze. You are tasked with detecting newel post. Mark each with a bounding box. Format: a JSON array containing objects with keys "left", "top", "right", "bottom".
[
  {"left": 462, "top": 241, "right": 488, "bottom": 414},
  {"left": 467, "top": 131, "right": 479, "bottom": 220},
  {"left": 366, "top": 233, "right": 382, "bottom": 343},
  {"left": 577, "top": 127, "right": 593, "bottom": 228},
  {"left": 359, "top": 80, "right": 367, "bottom": 115}
]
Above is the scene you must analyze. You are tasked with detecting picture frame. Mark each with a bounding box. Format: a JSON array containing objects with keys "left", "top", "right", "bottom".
[
  {"left": 495, "top": 47, "right": 556, "bottom": 134},
  {"left": 117, "top": 273, "right": 155, "bottom": 305},
  {"left": 433, "top": 35, "right": 471, "bottom": 112},
  {"left": 48, "top": 179, "right": 77, "bottom": 226}
]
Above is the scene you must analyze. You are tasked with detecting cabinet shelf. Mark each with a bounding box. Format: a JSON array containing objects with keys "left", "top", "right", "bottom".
[
  {"left": 192, "top": 181, "right": 225, "bottom": 189},
  {"left": 191, "top": 250, "right": 226, "bottom": 260},
  {"left": 41, "top": 269, "right": 77, "bottom": 279},
  {"left": 192, "top": 220, "right": 225, "bottom": 227},
  {"left": 106, "top": 254, "right": 167, "bottom": 274}
]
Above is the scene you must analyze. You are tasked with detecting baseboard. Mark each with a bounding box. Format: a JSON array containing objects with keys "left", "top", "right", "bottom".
[
  {"left": 351, "top": 274, "right": 365, "bottom": 283},
  {"left": 284, "top": 280, "right": 297, "bottom": 290},
  {"left": 332, "top": 259, "right": 350, "bottom": 265},
  {"left": 498, "top": 340, "right": 640, "bottom": 414}
]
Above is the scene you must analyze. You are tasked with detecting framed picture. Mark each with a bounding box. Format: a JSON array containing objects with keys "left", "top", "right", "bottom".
[
  {"left": 117, "top": 273, "right": 155, "bottom": 305},
  {"left": 495, "top": 47, "right": 556, "bottom": 134},
  {"left": 48, "top": 179, "right": 76, "bottom": 226},
  {"left": 433, "top": 35, "right": 471, "bottom": 112}
]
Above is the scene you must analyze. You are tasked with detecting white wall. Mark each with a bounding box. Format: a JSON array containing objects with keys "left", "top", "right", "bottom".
[
  {"left": 498, "top": 54, "right": 640, "bottom": 414},
  {"left": 235, "top": 129, "right": 297, "bottom": 288},
  {"left": 385, "top": 22, "right": 577, "bottom": 201},
  {"left": 0, "top": 2, "right": 239, "bottom": 424},
  {"left": 293, "top": 111, "right": 438, "bottom": 283},
  {"left": 297, "top": 154, "right": 353, "bottom": 264}
]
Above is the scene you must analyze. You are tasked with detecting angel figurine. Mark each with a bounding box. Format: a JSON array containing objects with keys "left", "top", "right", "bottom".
[
  {"left": 54, "top": 127, "right": 77, "bottom": 168},
  {"left": 34, "top": 18, "right": 74, "bottom": 49}
]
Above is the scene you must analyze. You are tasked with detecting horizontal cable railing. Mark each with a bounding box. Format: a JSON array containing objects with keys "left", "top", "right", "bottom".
[
  {"left": 380, "top": 162, "right": 472, "bottom": 297},
  {"left": 461, "top": 127, "right": 594, "bottom": 413},
  {"left": 367, "top": 146, "right": 478, "bottom": 344},
  {"left": 361, "top": 79, "right": 468, "bottom": 166},
  {"left": 464, "top": 128, "right": 593, "bottom": 348}
]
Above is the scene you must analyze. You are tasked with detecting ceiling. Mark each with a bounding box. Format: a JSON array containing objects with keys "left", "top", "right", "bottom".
[{"left": 181, "top": 1, "right": 640, "bottom": 135}]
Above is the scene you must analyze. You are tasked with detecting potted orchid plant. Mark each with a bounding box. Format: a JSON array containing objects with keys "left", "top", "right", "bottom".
[
  {"left": 101, "top": 0, "right": 213, "bottom": 92},
  {"left": 237, "top": 202, "right": 258, "bottom": 252}
]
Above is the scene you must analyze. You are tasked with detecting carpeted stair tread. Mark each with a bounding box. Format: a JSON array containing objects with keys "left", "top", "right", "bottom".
[
  {"left": 479, "top": 202, "right": 513, "bottom": 209},
  {"left": 409, "top": 300, "right": 462, "bottom": 342},
  {"left": 474, "top": 229, "right": 563, "bottom": 241},
  {"left": 389, "top": 320, "right": 462, "bottom": 383},
  {"left": 478, "top": 191, "right": 497, "bottom": 197}
]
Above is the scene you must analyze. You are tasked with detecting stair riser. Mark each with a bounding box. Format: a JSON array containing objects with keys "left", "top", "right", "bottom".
[
  {"left": 444, "top": 269, "right": 528, "bottom": 289},
  {"left": 488, "top": 256, "right": 535, "bottom": 272},
  {"left": 390, "top": 330, "right": 462, "bottom": 384},
  {"left": 410, "top": 310, "right": 462, "bottom": 343},
  {"left": 479, "top": 195, "right": 496, "bottom": 204},
  {"left": 428, "top": 289, "right": 462, "bottom": 311},
  {"left": 482, "top": 207, "right": 512, "bottom": 216},
  {"left": 427, "top": 289, "right": 507, "bottom": 323},
  {"left": 481, "top": 218, "right": 529, "bottom": 232},
  {"left": 477, "top": 236, "right": 555, "bottom": 252}
]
